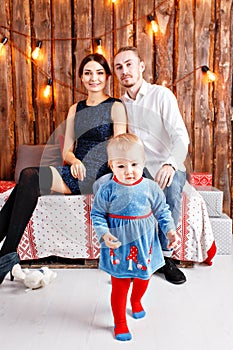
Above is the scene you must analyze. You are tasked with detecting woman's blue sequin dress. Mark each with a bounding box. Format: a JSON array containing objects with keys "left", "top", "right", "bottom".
[{"left": 56, "top": 97, "right": 120, "bottom": 194}]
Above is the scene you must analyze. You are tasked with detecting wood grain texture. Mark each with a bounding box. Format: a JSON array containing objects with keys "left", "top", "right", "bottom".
[
  {"left": 135, "top": 0, "right": 154, "bottom": 83},
  {"left": 0, "top": 0, "right": 15, "bottom": 179},
  {"left": 52, "top": 0, "right": 73, "bottom": 131},
  {"left": 31, "top": 0, "right": 53, "bottom": 144},
  {"left": 213, "top": 0, "right": 233, "bottom": 215},
  {"left": 174, "top": 0, "right": 195, "bottom": 173},
  {"left": 113, "top": 0, "right": 134, "bottom": 97},
  {"left": 193, "top": 0, "right": 213, "bottom": 173},
  {"left": 154, "top": 0, "right": 175, "bottom": 86},
  {"left": 0, "top": 0, "right": 232, "bottom": 216},
  {"left": 11, "top": 0, "right": 33, "bottom": 145},
  {"left": 73, "top": 0, "right": 92, "bottom": 102},
  {"left": 93, "top": 0, "right": 113, "bottom": 96}
]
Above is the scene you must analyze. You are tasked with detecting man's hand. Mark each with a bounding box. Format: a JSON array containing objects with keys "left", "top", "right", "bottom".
[
  {"left": 155, "top": 165, "right": 175, "bottom": 190},
  {"left": 167, "top": 230, "right": 178, "bottom": 249}
]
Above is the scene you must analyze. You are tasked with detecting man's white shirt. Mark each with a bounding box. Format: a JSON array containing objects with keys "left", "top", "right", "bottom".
[{"left": 121, "top": 80, "right": 190, "bottom": 178}]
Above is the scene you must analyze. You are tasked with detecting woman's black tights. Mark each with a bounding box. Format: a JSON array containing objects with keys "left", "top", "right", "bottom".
[{"left": 0, "top": 167, "right": 52, "bottom": 257}]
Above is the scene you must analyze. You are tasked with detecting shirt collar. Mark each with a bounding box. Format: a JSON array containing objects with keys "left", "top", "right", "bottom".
[
  {"left": 123, "top": 79, "right": 148, "bottom": 101},
  {"left": 113, "top": 175, "right": 143, "bottom": 186}
]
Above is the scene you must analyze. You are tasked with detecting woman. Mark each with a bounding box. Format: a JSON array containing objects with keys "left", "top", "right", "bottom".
[{"left": 0, "top": 53, "right": 127, "bottom": 284}]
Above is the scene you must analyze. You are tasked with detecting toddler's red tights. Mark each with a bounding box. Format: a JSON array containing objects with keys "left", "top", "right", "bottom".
[{"left": 111, "top": 276, "right": 149, "bottom": 340}]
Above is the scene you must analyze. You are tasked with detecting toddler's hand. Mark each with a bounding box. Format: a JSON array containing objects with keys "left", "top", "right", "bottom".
[
  {"left": 102, "top": 232, "right": 121, "bottom": 249},
  {"left": 167, "top": 230, "right": 178, "bottom": 249}
]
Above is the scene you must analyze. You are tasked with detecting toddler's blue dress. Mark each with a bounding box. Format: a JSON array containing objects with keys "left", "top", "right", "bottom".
[
  {"left": 56, "top": 97, "right": 120, "bottom": 194},
  {"left": 91, "top": 177, "right": 175, "bottom": 280}
]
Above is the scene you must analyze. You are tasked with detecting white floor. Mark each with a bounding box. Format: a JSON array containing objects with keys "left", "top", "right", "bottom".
[{"left": 1, "top": 253, "right": 233, "bottom": 350}]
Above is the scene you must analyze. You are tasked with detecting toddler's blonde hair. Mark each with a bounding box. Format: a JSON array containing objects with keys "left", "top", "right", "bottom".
[{"left": 107, "top": 133, "right": 145, "bottom": 165}]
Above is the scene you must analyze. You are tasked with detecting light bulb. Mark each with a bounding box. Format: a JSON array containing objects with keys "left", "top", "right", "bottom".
[
  {"left": 148, "top": 15, "right": 159, "bottom": 34},
  {"left": 96, "top": 38, "right": 104, "bottom": 55},
  {"left": 206, "top": 70, "right": 217, "bottom": 82},
  {"left": 0, "top": 37, "right": 8, "bottom": 54},
  {"left": 97, "top": 45, "right": 103, "bottom": 55},
  {"left": 151, "top": 20, "right": 159, "bottom": 33},
  {"left": 201, "top": 65, "right": 217, "bottom": 83},
  {"left": 32, "top": 41, "right": 42, "bottom": 60},
  {"left": 43, "top": 79, "right": 52, "bottom": 98}
]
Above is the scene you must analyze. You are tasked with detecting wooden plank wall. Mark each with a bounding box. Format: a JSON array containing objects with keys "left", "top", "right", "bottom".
[{"left": 0, "top": 0, "right": 232, "bottom": 217}]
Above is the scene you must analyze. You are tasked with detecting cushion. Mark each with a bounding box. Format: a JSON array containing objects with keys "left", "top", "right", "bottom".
[
  {"left": 14, "top": 144, "right": 62, "bottom": 183},
  {"left": 0, "top": 181, "right": 15, "bottom": 193}
]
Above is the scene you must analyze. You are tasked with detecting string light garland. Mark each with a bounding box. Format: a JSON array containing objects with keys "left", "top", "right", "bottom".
[
  {"left": 167, "top": 65, "right": 217, "bottom": 89},
  {"left": 2, "top": 40, "right": 217, "bottom": 99},
  {"left": 3, "top": 38, "right": 86, "bottom": 96},
  {"left": 0, "top": 0, "right": 217, "bottom": 100},
  {"left": 0, "top": 0, "right": 169, "bottom": 42}
]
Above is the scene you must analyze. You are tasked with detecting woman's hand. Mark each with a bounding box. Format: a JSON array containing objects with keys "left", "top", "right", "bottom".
[
  {"left": 70, "top": 160, "right": 86, "bottom": 181},
  {"left": 102, "top": 232, "right": 121, "bottom": 249}
]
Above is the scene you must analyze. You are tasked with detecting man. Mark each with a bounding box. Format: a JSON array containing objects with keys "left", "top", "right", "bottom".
[{"left": 113, "top": 46, "right": 190, "bottom": 284}]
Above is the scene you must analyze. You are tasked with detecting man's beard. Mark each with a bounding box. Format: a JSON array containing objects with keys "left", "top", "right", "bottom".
[
  {"left": 120, "top": 77, "right": 135, "bottom": 88},
  {"left": 121, "top": 82, "right": 135, "bottom": 88},
  {"left": 120, "top": 72, "right": 140, "bottom": 88}
]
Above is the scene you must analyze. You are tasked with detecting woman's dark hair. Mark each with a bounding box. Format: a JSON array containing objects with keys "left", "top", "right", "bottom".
[{"left": 78, "top": 53, "right": 112, "bottom": 78}]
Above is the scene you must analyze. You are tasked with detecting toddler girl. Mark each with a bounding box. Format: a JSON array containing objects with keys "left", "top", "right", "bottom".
[{"left": 91, "top": 133, "right": 177, "bottom": 341}]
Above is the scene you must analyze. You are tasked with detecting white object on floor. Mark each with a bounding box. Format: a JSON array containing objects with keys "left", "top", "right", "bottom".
[
  {"left": 1, "top": 253, "right": 233, "bottom": 350},
  {"left": 12, "top": 264, "right": 57, "bottom": 290}
]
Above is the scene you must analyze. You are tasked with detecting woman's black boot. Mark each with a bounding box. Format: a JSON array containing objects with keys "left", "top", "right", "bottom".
[{"left": 0, "top": 252, "right": 20, "bottom": 284}]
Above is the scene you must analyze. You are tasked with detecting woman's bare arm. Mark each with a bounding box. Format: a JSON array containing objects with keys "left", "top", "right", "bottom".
[
  {"left": 111, "top": 101, "right": 128, "bottom": 136},
  {"left": 62, "top": 103, "right": 86, "bottom": 180}
]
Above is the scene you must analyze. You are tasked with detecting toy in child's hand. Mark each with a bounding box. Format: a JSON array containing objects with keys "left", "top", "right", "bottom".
[{"left": 12, "top": 264, "right": 57, "bottom": 290}]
